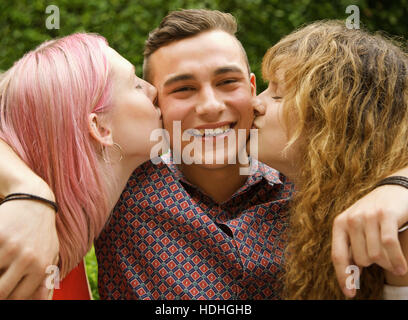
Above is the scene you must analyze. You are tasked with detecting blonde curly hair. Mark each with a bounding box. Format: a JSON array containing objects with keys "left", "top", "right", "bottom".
[{"left": 262, "top": 20, "right": 408, "bottom": 299}]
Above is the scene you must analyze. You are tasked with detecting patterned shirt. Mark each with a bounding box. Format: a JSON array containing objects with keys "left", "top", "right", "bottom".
[{"left": 95, "top": 153, "right": 294, "bottom": 299}]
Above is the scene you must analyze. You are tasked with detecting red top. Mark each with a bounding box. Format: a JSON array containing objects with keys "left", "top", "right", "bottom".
[{"left": 52, "top": 260, "right": 91, "bottom": 300}]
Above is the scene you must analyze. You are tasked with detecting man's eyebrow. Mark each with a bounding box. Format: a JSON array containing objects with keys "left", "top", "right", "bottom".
[
  {"left": 162, "top": 66, "right": 244, "bottom": 87},
  {"left": 163, "top": 74, "right": 195, "bottom": 87},
  {"left": 214, "top": 66, "right": 245, "bottom": 76}
]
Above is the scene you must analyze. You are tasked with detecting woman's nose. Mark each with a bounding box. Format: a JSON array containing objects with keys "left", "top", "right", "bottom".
[
  {"left": 143, "top": 80, "right": 158, "bottom": 103},
  {"left": 252, "top": 97, "right": 266, "bottom": 116}
]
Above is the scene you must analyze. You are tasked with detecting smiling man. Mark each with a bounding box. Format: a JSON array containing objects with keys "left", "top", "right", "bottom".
[
  {"left": 94, "top": 9, "right": 294, "bottom": 299},
  {"left": 148, "top": 28, "right": 257, "bottom": 201}
]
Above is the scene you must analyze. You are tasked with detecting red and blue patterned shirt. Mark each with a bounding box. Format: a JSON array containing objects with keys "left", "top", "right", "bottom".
[{"left": 95, "top": 153, "right": 294, "bottom": 299}]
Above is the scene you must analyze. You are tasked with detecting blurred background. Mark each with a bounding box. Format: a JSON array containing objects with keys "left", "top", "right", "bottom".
[
  {"left": 1, "top": 0, "right": 408, "bottom": 91},
  {"left": 1, "top": 0, "right": 407, "bottom": 299}
]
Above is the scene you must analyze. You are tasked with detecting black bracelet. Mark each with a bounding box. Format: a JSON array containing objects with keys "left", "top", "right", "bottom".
[
  {"left": 0, "top": 193, "right": 58, "bottom": 213},
  {"left": 375, "top": 176, "right": 408, "bottom": 189},
  {"left": 375, "top": 176, "right": 408, "bottom": 233}
]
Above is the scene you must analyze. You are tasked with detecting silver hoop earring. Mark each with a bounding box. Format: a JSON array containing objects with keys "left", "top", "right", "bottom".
[
  {"left": 113, "top": 142, "right": 123, "bottom": 162},
  {"left": 102, "top": 142, "right": 123, "bottom": 163}
]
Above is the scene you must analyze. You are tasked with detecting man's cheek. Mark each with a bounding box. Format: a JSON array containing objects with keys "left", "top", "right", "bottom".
[
  {"left": 241, "top": 110, "right": 255, "bottom": 127},
  {"left": 162, "top": 113, "right": 176, "bottom": 131}
]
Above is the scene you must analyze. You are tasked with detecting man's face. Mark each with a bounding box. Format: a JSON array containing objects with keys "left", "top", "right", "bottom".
[{"left": 148, "top": 30, "right": 256, "bottom": 168}]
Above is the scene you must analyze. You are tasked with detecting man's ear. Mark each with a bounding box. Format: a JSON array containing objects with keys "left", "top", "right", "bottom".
[
  {"left": 250, "top": 73, "right": 257, "bottom": 97},
  {"left": 88, "top": 113, "right": 113, "bottom": 147}
]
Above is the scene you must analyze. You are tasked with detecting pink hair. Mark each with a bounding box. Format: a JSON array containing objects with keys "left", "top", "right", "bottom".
[{"left": 0, "top": 33, "right": 113, "bottom": 277}]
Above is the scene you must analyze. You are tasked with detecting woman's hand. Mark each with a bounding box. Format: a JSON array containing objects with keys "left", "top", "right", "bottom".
[{"left": 332, "top": 178, "right": 408, "bottom": 298}]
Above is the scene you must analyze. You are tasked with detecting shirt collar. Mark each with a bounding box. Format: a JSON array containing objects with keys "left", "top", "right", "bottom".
[{"left": 160, "top": 151, "right": 283, "bottom": 191}]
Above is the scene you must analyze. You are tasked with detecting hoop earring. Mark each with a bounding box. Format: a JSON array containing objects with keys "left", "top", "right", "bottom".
[{"left": 102, "top": 142, "right": 123, "bottom": 163}]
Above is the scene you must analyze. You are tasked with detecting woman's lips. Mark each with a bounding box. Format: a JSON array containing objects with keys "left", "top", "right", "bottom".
[{"left": 252, "top": 118, "right": 262, "bottom": 129}]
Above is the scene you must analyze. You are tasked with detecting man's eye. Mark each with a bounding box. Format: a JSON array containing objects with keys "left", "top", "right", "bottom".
[
  {"left": 172, "top": 87, "right": 194, "bottom": 93},
  {"left": 218, "top": 79, "right": 237, "bottom": 86},
  {"left": 135, "top": 84, "right": 143, "bottom": 89}
]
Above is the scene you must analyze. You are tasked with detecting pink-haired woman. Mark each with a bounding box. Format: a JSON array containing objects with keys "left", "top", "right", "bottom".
[{"left": 0, "top": 33, "right": 162, "bottom": 299}]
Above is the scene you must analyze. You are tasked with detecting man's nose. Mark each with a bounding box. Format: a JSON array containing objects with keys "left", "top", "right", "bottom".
[{"left": 195, "top": 86, "right": 226, "bottom": 116}]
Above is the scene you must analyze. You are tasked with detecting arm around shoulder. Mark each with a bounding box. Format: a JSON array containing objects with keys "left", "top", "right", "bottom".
[{"left": 0, "top": 138, "right": 58, "bottom": 299}]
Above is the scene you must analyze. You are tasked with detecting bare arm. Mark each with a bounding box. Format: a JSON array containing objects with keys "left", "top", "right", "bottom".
[
  {"left": 332, "top": 167, "right": 408, "bottom": 298},
  {"left": 0, "top": 139, "right": 59, "bottom": 299}
]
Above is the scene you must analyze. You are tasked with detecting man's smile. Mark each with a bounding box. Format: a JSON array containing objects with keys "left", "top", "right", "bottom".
[{"left": 186, "top": 121, "right": 237, "bottom": 137}]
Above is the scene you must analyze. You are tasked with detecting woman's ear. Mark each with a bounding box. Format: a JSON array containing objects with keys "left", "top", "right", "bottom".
[{"left": 88, "top": 113, "right": 113, "bottom": 147}]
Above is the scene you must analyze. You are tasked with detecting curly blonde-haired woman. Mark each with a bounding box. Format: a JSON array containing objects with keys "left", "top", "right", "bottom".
[{"left": 254, "top": 20, "right": 408, "bottom": 299}]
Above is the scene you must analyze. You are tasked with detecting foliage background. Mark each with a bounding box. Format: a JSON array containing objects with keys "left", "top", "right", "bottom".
[
  {"left": 1, "top": 0, "right": 407, "bottom": 299},
  {"left": 1, "top": 0, "right": 408, "bottom": 91}
]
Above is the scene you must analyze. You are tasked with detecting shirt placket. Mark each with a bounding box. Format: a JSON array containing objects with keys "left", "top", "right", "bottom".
[{"left": 213, "top": 205, "right": 245, "bottom": 300}]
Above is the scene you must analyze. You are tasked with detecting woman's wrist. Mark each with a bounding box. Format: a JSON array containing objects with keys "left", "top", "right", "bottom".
[{"left": 2, "top": 174, "right": 55, "bottom": 202}]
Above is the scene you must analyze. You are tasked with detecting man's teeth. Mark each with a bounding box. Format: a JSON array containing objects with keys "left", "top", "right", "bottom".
[{"left": 188, "top": 125, "right": 232, "bottom": 137}]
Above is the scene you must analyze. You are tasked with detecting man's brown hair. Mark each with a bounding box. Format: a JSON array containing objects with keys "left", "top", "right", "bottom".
[{"left": 143, "top": 9, "right": 250, "bottom": 82}]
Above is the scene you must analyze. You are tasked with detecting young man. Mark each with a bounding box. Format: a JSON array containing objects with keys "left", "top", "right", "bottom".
[
  {"left": 94, "top": 10, "right": 408, "bottom": 299},
  {"left": 1, "top": 9, "right": 408, "bottom": 299},
  {"left": 95, "top": 10, "right": 293, "bottom": 299}
]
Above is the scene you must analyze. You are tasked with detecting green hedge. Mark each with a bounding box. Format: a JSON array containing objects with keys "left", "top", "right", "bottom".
[{"left": 1, "top": 0, "right": 407, "bottom": 91}]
